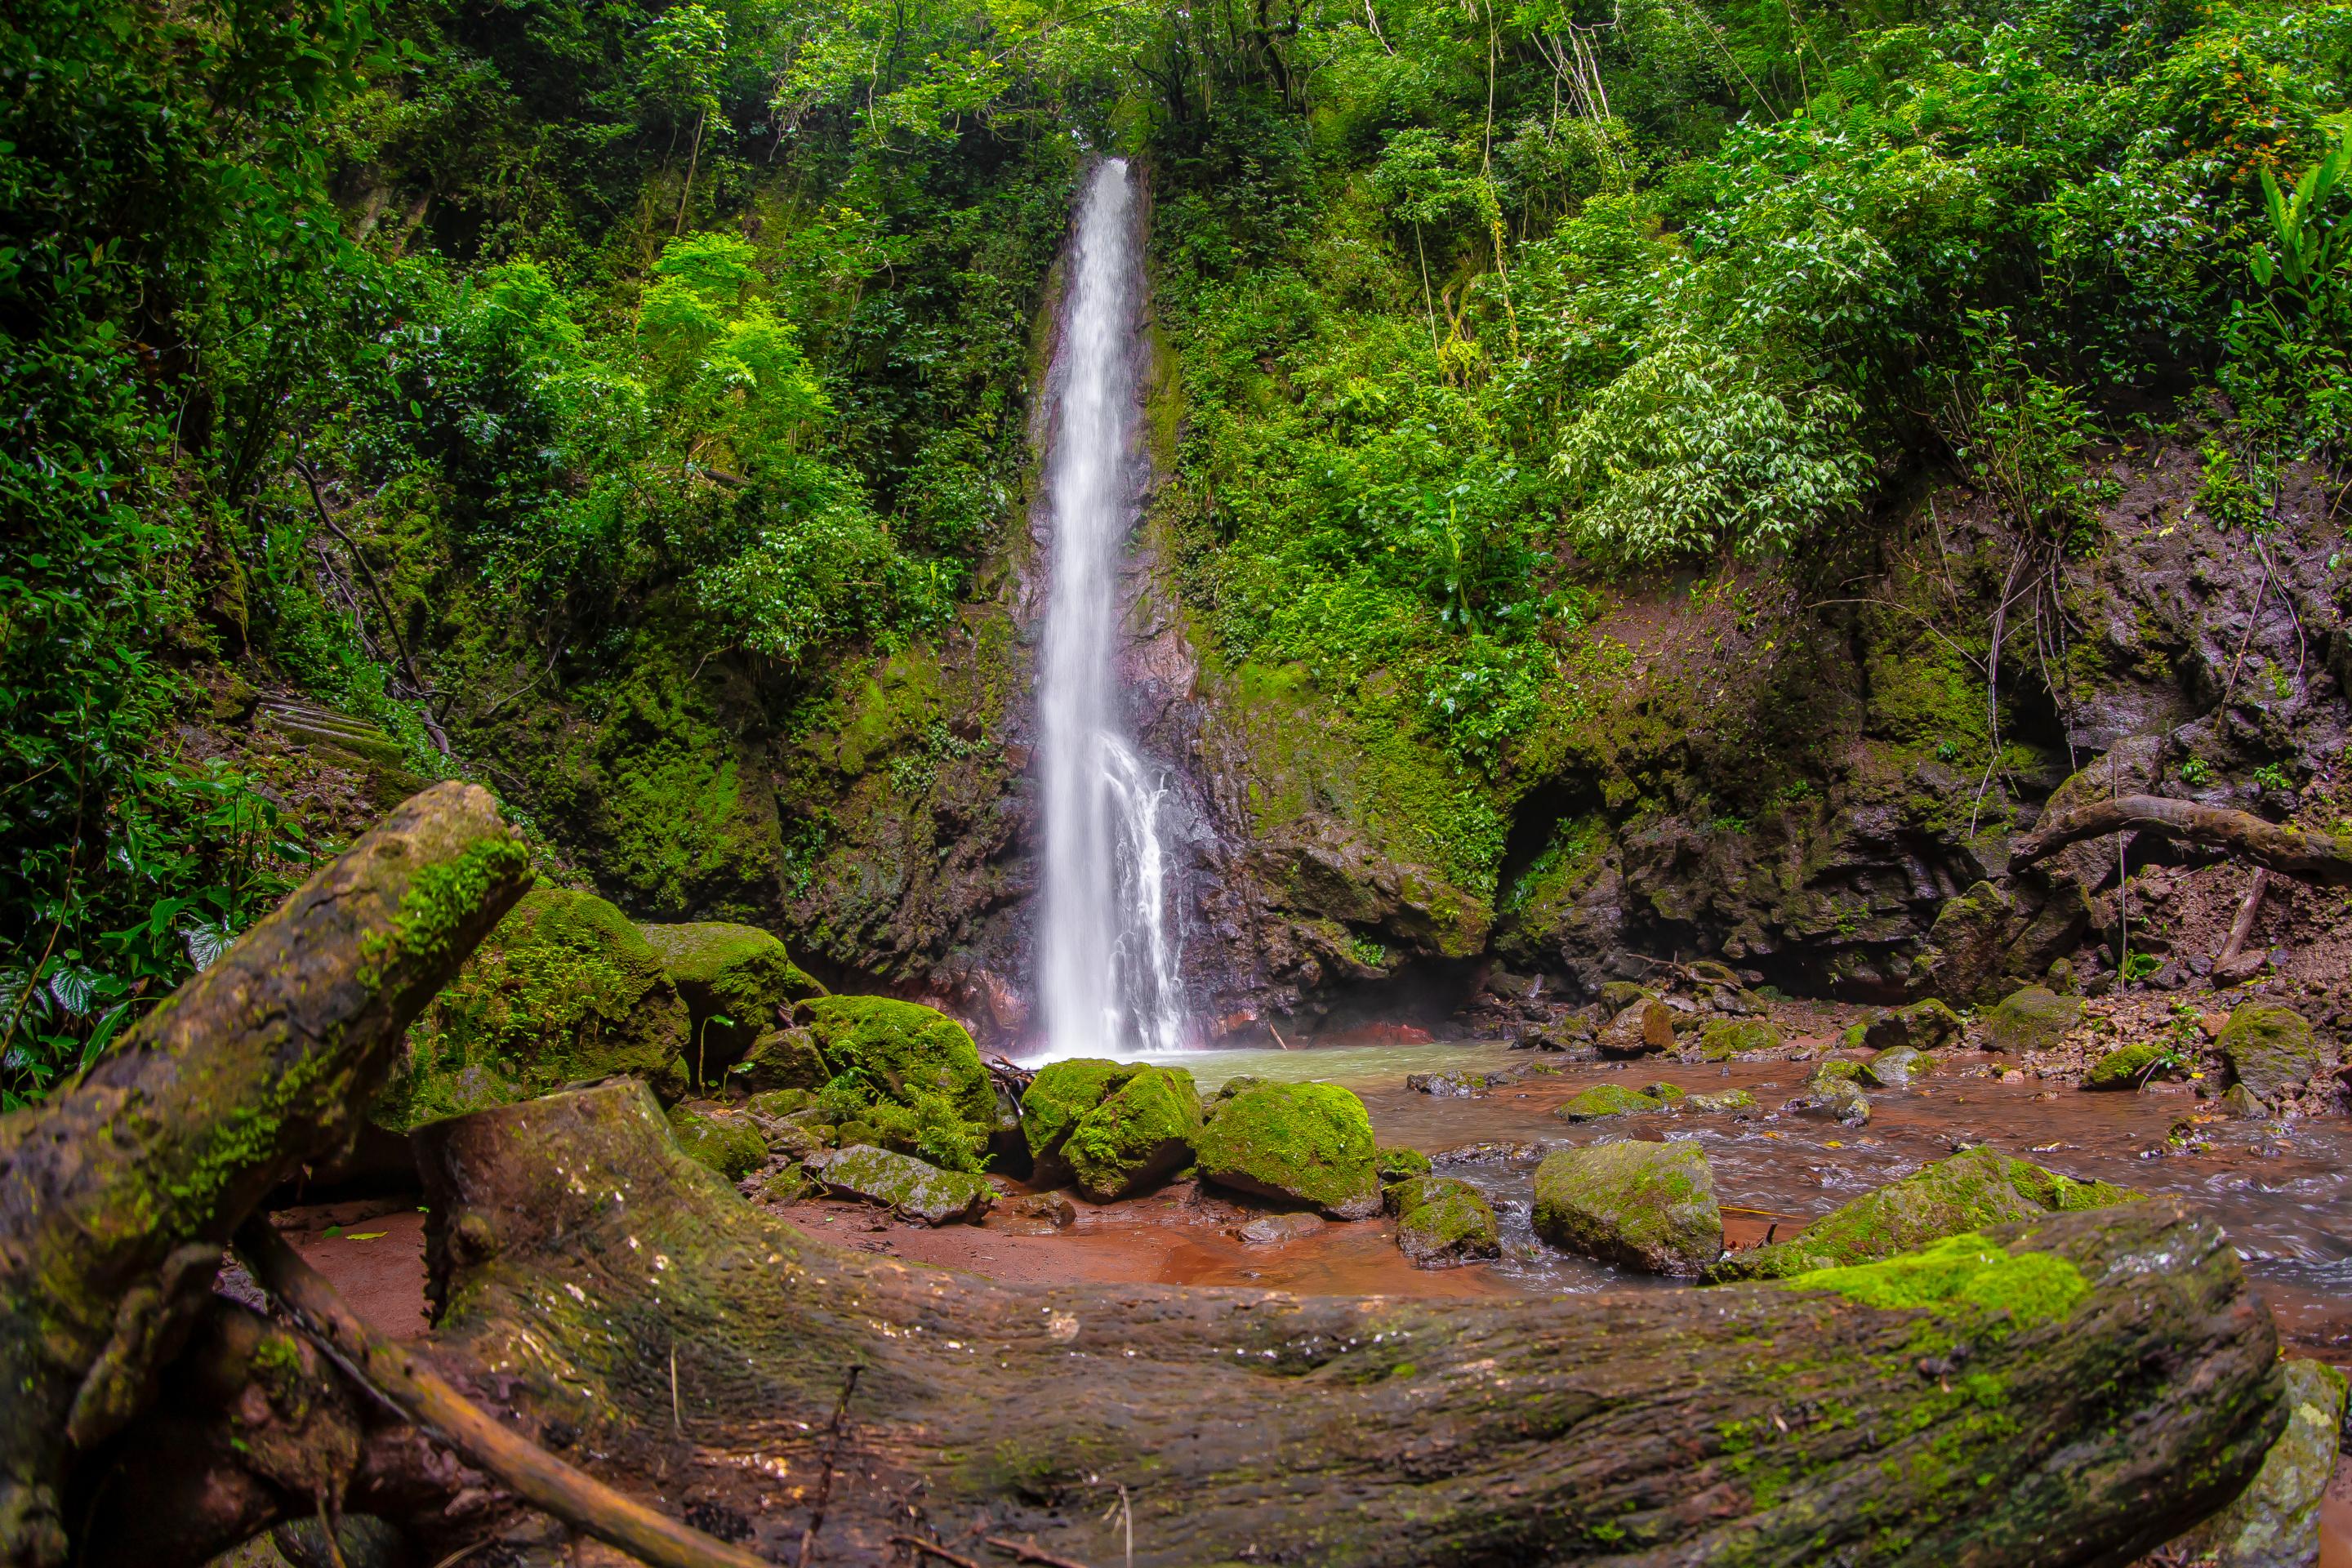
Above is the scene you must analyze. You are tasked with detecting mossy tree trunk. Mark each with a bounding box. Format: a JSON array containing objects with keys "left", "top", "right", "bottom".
[
  {"left": 401, "top": 1081, "right": 2283, "bottom": 1568},
  {"left": 0, "top": 783, "right": 531, "bottom": 1568}
]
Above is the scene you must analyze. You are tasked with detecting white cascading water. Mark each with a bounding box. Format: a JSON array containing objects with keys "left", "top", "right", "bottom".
[{"left": 1036, "top": 159, "right": 1187, "bottom": 1062}]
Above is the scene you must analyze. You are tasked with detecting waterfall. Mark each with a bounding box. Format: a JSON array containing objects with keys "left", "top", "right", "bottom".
[{"left": 1035, "top": 158, "right": 1188, "bottom": 1062}]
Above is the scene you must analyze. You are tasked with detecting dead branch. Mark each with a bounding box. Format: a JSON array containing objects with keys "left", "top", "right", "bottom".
[
  {"left": 2011, "top": 795, "right": 2352, "bottom": 886},
  {"left": 293, "top": 458, "right": 451, "bottom": 755},
  {"left": 985, "top": 1539, "right": 1098, "bottom": 1568},
  {"left": 234, "top": 1218, "right": 767, "bottom": 1568},
  {"left": 2213, "top": 868, "right": 2270, "bottom": 981},
  {"left": 892, "top": 1539, "right": 985, "bottom": 1568}
]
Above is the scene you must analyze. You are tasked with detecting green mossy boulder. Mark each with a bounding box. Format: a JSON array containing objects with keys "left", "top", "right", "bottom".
[
  {"left": 1555, "top": 1083, "right": 1662, "bottom": 1122},
  {"left": 1063, "top": 1067, "right": 1203, "bottom": 1201},
  {"left": 1686, "top": 1088, "right": 1757, "bottom": 1114},
  {"left": 1983, "top": 986, "right": 2082, "bottom": 1053},
  {"left": 805, "top": 995, "right": 996, "bottom": 1127},
  {"left": 1807, "top": 1058, "right": 1865, "bottom": 1091},
  {"left": 665, "top": 1103, "right": 768, "bottom": 1181},
  {"left": 376, "top": 887, "right": 691, "bottom": 1131},
  {"left": 1864, "top": 999, "right": 1965, "bottom": 1052},
  {"left": 2216, "top": 1004, "right": 2332, "bottom": 1098},
  {"left": 1695, "top": 1018, "right": 1782, "bottom": 1059},
  {"left": 1192, "top": 1082, "right": 1380, "bottom": 1218},
  {"left": 1375, "top": 1146, "right": 1432, "bottom": 1182},
  {"left": 1705, "top": 1145, "right": 2141, "bottom": 1282},
  {"left": 1387, "top": 1176, "right": 1500, "bottom": 1268},
  {"left": 806, "top": 1143, "right": 996, "bottom": 1225},
  {"left": 2168, "top": 1357, "right": 2348, "bottom": 1568},
  {"left": 1533, "top": 1139, "right": 1722, "bottom": 1275},
  {"left": 1784, "top": 1078, "right": 1872, "bottom": 1126},
  {"left": 640, "top": 921, "right": 826, "bottom": 1075},
  {"left": 727, "top": 1026, "right": 831, "bottom": 1093},
  {"left": 2084, "top": 1040, "right": 2169, "bottom": 1089},
  {"left": 1022, "top": 1058, "right": 1140, "bottom": 1180}
]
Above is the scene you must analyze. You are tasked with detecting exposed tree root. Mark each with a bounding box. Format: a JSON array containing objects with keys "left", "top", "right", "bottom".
[{"left": 2011, "top": 794, "right": 2352, "bottom": 886}]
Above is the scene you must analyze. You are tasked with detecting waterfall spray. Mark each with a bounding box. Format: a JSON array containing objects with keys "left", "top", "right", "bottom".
[{"left": 1036, "top": 159, "right": 1187, "bottom": 1062}]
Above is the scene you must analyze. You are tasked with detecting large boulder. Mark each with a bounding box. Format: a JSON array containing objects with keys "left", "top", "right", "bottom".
[
  {"left": 1386, "top": 1175, "right": 1500, "bottom": 1268},
  {"left": 2167, "top": 1356, "right": 2348, "bottom": 1568},
  {"left": 1862, "top": 998, "right": 1964, "bottom": 1052},
  {"left": 726, "top": 1024, "right": 831, "bottom": 1093},
  {"left": 2084, "top": 1040, "right": 2169, "bottom": 1089},
  {"left": 376, "top": 887, "right": 690, "bottom": 1131},
  {"left": 1193, "top": 1082, "right": 1380, "bottom": 1218},
  {"left": 1864, "top": 1045, "right": 1932, "bottom": 1087},
  {"left": 639, "top": 921, "right": 825, "bottom": 1076},
  {"left": 804, "top": 1143, "right": 995, "bottom": 1225},
  {"left": 1022, "top": 1058, "right": 1137, "bottom": 1184},
  {"left": 1532, "top": 1139, "right": 1722, "bottom": 1275},
  {"left": 1062, "top": 1066, "right": 1203, "bottom": 1201},
  {"left": 1982, "top": 985, "right": 2082, "bottom": 1052},
  {"left": 1707, "top": 1146, "right": 2141, "bottom": 1281},
  {"left": 2216, "top": 1004, "right": 2332, "bottom": 1099},
  {"left": 1918, "top": 879, "right": 2091, "bottom": 1007},
  {"left": 804, "top": 995, "right": 996, "bottom": 1129}
]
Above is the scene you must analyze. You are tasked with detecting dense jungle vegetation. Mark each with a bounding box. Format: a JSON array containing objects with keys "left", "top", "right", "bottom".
[{"left": 7, "top": 0, "right": 2351, "bottom": 1100}]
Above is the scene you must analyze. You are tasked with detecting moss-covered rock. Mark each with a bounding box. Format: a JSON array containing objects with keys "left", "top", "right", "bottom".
[
  {"left": 1387, "top": 1176, "right": 1500, "bottom": 1268},
  {"left": 1694, "top": 1018, "right": 1782, "bottom": 1059},
  {"left": 376, "top": 887, "right": 691, "bottom": 1131},
  {"left": 1807, "top": 1057, "right": 1864, "bottom": 1091},
  {"left": 2168, "top": 1356, "right": 2348, "bottom": 1568},
  {"left": 727, "top": 1026, "right": 831, "bottom": 1093},
  {"left": 2217, "top": 1004, "right": 2332, "bottom": 1098},
  {"left": 1192, "top": 1082, "right": 1379, "bottom": 1218},
  {"left": 639, "top": 920, "right": 826, "bottom": 1075},
  {"left": 1705, "top": 1146, "right": 2141, "bottom": 1281},
  {"left": 1983, "top": 986, "right": 2082, "bottom": 1053},
  {"left": 806, "top": 995, "right": 995, "bottom": 1127},
  {"left": 1022, "top": 1058, "right": 1139, "bottom": 1181},
  {"left": 665, "top": 1103, "right": 768, "bottom": 1181},
  {"left": 1863, "top": 998, "right": 1964, "bottom": 1052},
  {"left": 1864, "top": 1046, "right": 1931, "bottom": 1087},
  {"left": 805, "top": 1143, "right": 995, "bottom": 1225},
  {"left": 1637, "top": 1080, "right": 1689, "bottom": 1107},
  {"left": 1784, "top": 1079, "right": 1872, "bottom": 1126},
  {"left": 1533, "top": 1139, "right": 1722, "bottom": 1275},
  {"left": 1062, "top": 1066, "right": 1203, "bottom": 1201},
  {"left": 1554, "top": 1084, "right": 1662, "bottom": 1122},
  {"left": 1375, "top": 1146, "right": 1432, "bottom": 1182},
  {"left": 2084, "top": 1040, "right": 2169, "bottom": 1090},
  {"left": 1686, "top": 1088, "right": 1757, "bottom": 1114}
]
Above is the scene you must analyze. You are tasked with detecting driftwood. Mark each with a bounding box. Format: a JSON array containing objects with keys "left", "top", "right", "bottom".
[
  {"left": 233, "top": 1217, "right": 767, "bottom": 1568},
  {"left": 2011, "top": 794, "right": 2352, "bottom": 886},
  {"left": 0, "top": 783, "right": 532, "bottom": 1568},
  {"left": 2213, "top": 868, "right": 2270, "bottom": 982},
  {"left": 408, "top": 1080, "right": 2285, "bottom": 1566}
]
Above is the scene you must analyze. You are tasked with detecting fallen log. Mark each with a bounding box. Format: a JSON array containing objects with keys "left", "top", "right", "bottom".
[
  {"left": 0, "top": 782, "right": 532, "bottom": 1568},
  {"left": 2010, "top": 794, "right": 2352, "bottom": 886},
  {"left": 414, "top": 1080, "right": 2285, "bottom": 1566}
]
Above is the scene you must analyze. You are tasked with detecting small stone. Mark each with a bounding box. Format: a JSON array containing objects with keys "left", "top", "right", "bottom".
[
  {"left": 1375, "top": 1146, "right": 1434, "bottom": 1182},
  {"left": 1784, "top": 1080, "right": 1871, "bottom": 1126},
  {"left": 2218, "top": 1083, "right": 2267, "bottom": 1118},
  {"left": 1238, "top": 1212, "right": 1325, "bottom": 1245},
  {"left": 1685, "top": 1089, "right": 1757, "bottom": 1115},
  {"left": 1406, "top": 1070, "right": 1495, "bottom": 1097},
  {"left": 1430, "top": 1139, "right": 1544, "bottom": 1166},
  {"left": 1532, "top": 1140, "right": 1722, "bottom": 1275}
]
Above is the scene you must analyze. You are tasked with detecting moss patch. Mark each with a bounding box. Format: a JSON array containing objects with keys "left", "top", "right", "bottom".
[
  {"left": 640, "top": 921, "right": 825, "bottom": 1074},
  {"left": 666, "top": 1103, "right": 767, "bottom": 1181},
  {"left": 1780, "top": 1232, "right": 2089, "bottom": 1330}
]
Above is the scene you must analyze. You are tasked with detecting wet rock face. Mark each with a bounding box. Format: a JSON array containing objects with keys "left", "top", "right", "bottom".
[
  {"left": 1533, "top": 1139, "right": 1722, "bottom": 1275},
  {"left": 2167, "top": 1357, "right": 2347, "bottom": 1568},
  {"left": 1707, "top": 1146, "right": 2141, "bottom": 1282},
  {"left": 804, "top": 1144, "right": 996, "bottom": 1225},
  {"left": 1192, "top": 1082, "right": 1380, "bottom": 1218}
]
